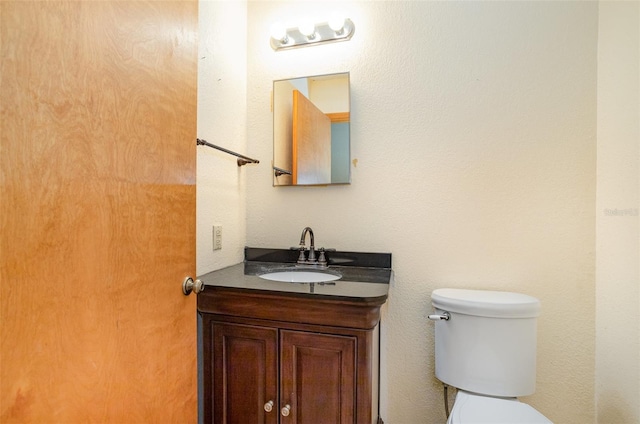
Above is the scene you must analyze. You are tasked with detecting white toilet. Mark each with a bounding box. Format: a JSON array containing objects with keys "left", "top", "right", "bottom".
[{"left": 429, "top": 288, "right": 553, "bottom": 423}]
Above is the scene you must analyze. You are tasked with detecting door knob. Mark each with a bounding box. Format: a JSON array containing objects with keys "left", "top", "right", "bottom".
[
  {"left": 182, "top": 277, "right": 204, "bottom": 295},
  {"left": 263, "top": 400, "right": 274, "bottom": 412},
  {"left": 281, "top": 404, "right": 291, "bottom": 417}
]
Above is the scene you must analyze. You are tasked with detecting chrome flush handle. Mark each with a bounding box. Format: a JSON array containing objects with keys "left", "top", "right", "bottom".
[{"left": 428, "top": 311, "right": 450, "bottom": 321}]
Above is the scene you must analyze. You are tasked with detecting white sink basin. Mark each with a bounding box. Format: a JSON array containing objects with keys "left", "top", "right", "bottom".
[{"left": 259, "top": 269, "right": 341, "bottom": 283}]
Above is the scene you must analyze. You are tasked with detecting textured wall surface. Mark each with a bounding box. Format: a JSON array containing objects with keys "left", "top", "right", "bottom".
[
  {"left": 596, "top": 2, "right": 640, "bottom": 423},
  {"left": 197, "top": 1, "right": 610, "bottom": 423},
  {"left": 196, "top": 1, "right": 248, "bottom": 275},
  {"left": 242, "top": 2, "right": 597, "bottom": 423}
]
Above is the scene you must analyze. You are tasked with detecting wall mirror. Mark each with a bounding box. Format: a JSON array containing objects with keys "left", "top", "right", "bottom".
[{"left": 273, "top": 72, "right": 350, "bottom": 186}]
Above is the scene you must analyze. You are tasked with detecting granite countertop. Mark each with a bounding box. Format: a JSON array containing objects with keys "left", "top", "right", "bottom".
[{"left": 197, "top": 247, "right": 392, "bottom": 301}]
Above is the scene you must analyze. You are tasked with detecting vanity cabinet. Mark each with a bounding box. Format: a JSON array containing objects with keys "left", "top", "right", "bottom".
[
  {"left": 209, "top": 321, "right": 357, "bottom": 423},
  {"left": 199, "top": 286, "right": 385, "bottom": 424}
]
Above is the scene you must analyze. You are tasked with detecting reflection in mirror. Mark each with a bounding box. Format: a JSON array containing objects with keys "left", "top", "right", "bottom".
[{"left": 273, "top": 73, "right": 350, "bottom": 186}]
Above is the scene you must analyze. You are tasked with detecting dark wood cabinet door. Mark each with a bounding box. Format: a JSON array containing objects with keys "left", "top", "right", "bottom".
[
  {"left": 212, "top": 322, "right": 279, "bottom": 424},
  {"left": 280, "top": 330, "right": 357, "bottom": 423}
]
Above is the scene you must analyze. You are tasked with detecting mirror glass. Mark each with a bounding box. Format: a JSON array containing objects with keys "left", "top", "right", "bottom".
[{"left": 273, "top": 72, "right": 350, "bottom": 186}]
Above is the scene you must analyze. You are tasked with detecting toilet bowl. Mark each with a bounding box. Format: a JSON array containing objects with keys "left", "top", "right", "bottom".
[
  {"left": 430, "top": 288, "right": 552, "bottom": 423},
  {"left": 447, "top": 390, "right": 552, "bottom": 424}
]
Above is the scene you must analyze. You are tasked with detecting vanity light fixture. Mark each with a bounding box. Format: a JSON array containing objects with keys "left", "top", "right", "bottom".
[{"left": 270, "top": 18, "right": 355, "bottom": 51}]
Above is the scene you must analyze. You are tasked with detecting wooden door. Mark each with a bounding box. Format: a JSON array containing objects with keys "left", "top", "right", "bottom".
[
  {"left": 292, "top": 90, "right": 332, "bottom": 185},
  {"left": 280, "top": 330, "right": 357, "bottom": 424},
  {"left": 210, "top": 322, "right": 278, "bottom": 424},
  {"left": 0, "top": 1, "right": 198, "bottom": 422}
]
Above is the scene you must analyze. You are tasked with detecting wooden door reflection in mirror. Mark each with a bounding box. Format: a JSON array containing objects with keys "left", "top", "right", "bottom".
[{"left": 273, "top": 73, "right": 350, "bottom": 186}]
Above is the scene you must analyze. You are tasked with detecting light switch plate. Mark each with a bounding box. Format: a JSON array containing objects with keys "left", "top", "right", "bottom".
[{"left": 213, "top": 225, "right": 222, "bottom": 250}]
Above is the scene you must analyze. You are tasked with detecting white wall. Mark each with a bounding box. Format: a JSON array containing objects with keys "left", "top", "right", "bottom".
[
  {"left": 196, "top": 1, "right": 640, "bottom": 422},
  {"left": 197, "top": 0, "right": 248, "bottom": 275},
  {"left": 596, "top": 1, "right": 640, "bottom": 422},
  {"left": 243, "top": 2, "right": 597, "bottom": 423}
]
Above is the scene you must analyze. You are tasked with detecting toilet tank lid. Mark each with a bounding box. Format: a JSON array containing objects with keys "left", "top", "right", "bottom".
[{"left": 431, "top": 288, "right": 540, "bottom": 318}]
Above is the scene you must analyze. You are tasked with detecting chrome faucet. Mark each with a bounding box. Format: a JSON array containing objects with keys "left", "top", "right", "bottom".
[
  {"left": 297, "top": 227, "right": 316, "bottom": 264},
  {"left": 297, "top": 227, "right": 332, "bottom": 267}
]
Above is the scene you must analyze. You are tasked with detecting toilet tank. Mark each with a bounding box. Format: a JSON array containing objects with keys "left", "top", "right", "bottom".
[{"left": 431, "top": 288, "right": 541, "bottom": 397}]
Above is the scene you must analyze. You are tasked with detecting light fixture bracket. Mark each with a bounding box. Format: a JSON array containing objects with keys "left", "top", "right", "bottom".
[{"left": 270, "top": 18, "right": 355, "bottom": 51}]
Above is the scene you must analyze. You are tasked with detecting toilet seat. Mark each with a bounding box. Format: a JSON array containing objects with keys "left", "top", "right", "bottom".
[{"left": 447, "top": 390, "right": 553, "bottom": 424}]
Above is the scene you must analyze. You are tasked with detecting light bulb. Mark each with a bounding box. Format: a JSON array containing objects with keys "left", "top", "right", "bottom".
[
  {"left": 299, "top": 22, "right": 316, "bottom": 39},
  {"left": 270, "top": 22, "right": 287, "bottom": 42},
  {"left": 328, "top": 16, "right": 346, "bottom": 33}
]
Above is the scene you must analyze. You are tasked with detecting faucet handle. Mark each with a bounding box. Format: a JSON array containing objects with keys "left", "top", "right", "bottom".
[
  {"left": 297, "top": 246, "right": 307, "bottom": 264},
  {"left": 317, "top": 248, "right": 327, "bottom": 266}
]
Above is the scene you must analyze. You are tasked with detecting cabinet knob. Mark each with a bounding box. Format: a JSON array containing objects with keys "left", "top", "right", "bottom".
[
  {"left": 263, "top": 400, "right": 274, "bottom": 413},
  {"left": 281, "top": 404, "right": 291, "bottom": 417}
]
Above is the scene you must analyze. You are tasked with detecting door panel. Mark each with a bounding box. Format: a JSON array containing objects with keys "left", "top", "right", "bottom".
[
  {"left": 280, "top": 330, "right": 357, "bottom": 424},
  {"left": 211, "top": 322, "right": 278, "bottom": 424},
  {"left": 292, "top": 90, "right": 332, "bottom": 185},
  {"left": 0, "top": 1, "right": 197, "bottom": 422}
]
